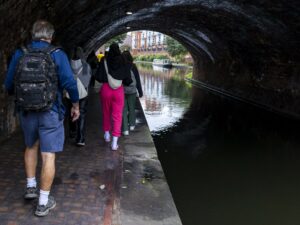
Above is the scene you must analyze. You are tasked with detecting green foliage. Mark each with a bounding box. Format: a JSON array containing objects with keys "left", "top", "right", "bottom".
[
  {"left": 155, "top": 54, "right": 169, "bottom": 60},
  {"left": 185, "top": 72, "right": 193, "bottom": 79},
  {"left": 187, "top": 61, "right": 194, "bottom": 66},
  {"left": 120, "top": 44, "right": 131, "bottom": 52},
  {"left": 184, "top": 72, "right": 193, "bottom": 88},
  {"left": 166, "top": 36, "right": 188, "bottom": 60},
  {"left": 134, "top": 54, "right": 170, "bottom": 62},
  {"left": 104, "top": 34, "right": 127, "bottom": 48},
  {"left": 132, "top": 55, "right": 138, "bottom": 61}
]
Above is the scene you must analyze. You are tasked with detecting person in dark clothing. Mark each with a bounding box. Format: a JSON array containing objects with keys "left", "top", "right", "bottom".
[
  {"left": 121, "top": 50, "right": 143, "bottom": 135},
  {"left": 95, "top": 43, "right": 132, "bottom": 150},
  {"left": 86, "top": 50, "right": 98, "bottom": 87},
  {"left": 67, "top": 47, "right": 92, "bottom": 146}
]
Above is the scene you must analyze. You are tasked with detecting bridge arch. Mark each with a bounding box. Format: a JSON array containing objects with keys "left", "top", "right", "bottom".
[{"left": 0, "top": 0, "right": 299, "bottom": 138}]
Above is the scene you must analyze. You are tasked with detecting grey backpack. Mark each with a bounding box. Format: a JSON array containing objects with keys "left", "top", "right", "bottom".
[
  {"left": 14, "top": 46, "right": 59, "bottom": 111},
  {"left": 124, "top": 70, "right": 137, "bottom": 94}
]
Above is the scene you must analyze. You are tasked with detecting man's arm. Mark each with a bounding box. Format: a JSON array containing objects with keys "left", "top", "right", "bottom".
[
  {"left": 71, "top": 102, "right": 80, "bottom": 121},
  {"left": 51, "top": 49, "right": 80, "bottom": 120}
]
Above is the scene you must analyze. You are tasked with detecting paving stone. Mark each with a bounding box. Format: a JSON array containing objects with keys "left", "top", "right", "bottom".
[
  {"left": 0, "top": 89, "right": 110, "bottom": 224},
  {"left": 0, "top": 87, "right": 181, "bottom": 224}
]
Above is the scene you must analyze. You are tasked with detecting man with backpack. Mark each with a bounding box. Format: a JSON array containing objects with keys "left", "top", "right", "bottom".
[{"left": 4, "top": 20, "right": 80, "bottom": 217}]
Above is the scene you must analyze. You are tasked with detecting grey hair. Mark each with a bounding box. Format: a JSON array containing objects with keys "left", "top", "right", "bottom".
[{"left": 32, "top": 20, "right": 55, "bottom": 40}]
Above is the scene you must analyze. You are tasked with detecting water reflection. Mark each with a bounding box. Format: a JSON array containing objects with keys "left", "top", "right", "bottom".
[
  {"left": 152, "top": 86, "right": 300, "bottom": 225},
  {"left": 152, "top": 65, "right": 171, "bottom": 73},
  {"left": 137, "top": 63, "right": 300, "bottom": 225},
  {"left": 137, "top": 63, "right": 192, "bottom": 132}
]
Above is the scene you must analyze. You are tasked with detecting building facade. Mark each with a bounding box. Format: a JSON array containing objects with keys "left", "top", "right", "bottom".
[
  {"left": 131, "top": 31, "right": 168, "bottom": 55},
  {"left": 120, "top": 34, "right": 132, "bottom": 50}
]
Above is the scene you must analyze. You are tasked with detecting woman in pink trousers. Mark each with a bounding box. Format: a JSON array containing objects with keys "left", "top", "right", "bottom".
[{"left": 95, "top": 43, "right": 132, "bottom": 150}]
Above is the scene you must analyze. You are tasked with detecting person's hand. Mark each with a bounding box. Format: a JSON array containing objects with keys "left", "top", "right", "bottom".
[{"left": 71, "top": 104, "right": 80, "bottom": 121}]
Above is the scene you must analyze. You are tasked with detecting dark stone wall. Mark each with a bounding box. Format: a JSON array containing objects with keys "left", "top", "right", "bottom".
[{"left": 0, "top": 0, "right": 299, "bottom": 137}]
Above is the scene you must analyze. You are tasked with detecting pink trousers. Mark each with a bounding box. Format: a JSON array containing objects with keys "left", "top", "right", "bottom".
[{"left": 99, "top": 83, "right": 124, "bottom": 137}]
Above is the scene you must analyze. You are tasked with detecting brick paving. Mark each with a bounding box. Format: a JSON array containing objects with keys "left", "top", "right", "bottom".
[
  {"left": 0, "top": 88, "right": 122, "bottom": 225},
  {"left": 0, "top": 86, "right": 182, "bottom": 225}
]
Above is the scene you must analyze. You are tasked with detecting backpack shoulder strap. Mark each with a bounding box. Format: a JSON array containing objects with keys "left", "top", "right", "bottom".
[
  {"left": 45, "top": 45, "right": 62, "bottom": 55},
  {"left": 41, "top": 46, "right": 62, "bottom": 64},
  {"left": 20, "top": 46, "right": 28, "bottom": 54},
  {"left": 21, "top": 45, "right": 61, "bottom": 55}
]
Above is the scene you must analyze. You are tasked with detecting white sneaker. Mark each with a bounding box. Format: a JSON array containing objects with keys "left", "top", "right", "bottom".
[
  {"left": 104, "top": 133, "right": 110, "bottom": 142},
  {"left": 122, "top": 130, "right": 129, "bottom": 136},
  {"left": 129, "top": 126, "right": 135, "bottom": 131},
  {"left": 111, "top": 136, "right": 119, "bottom": 151},
  {"left": 111, "top": 144, "right": 119, "bottom": 151}
]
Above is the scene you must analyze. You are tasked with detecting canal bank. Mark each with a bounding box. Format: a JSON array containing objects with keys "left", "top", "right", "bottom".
[
  {"left": 135, "top": 61, "right": 193, "bottom": 69},
  {"left": 0, "top": 84, "right": 182, "bottom": 225},
  {"left": 118, "top": 100, "right": 181, "bottom": 225}
]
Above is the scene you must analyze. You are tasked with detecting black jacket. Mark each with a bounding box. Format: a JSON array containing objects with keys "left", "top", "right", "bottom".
[
  {"left": 131, "top": 64, "right": 143, "bottom": 97},
  {"left": 95, "top": 58, "right": 132, "bottom": 86}
]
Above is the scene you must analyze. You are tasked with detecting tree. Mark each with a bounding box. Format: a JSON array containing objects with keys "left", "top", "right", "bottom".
[
  {"left": 120, "top": 44, "right": 131, "bottom": 52},
  {"left": 104, "top": 34, "right": 127, "bottom": 48},
  {"left": 166, "top": 36, "right": 188, "bottom": 62}
]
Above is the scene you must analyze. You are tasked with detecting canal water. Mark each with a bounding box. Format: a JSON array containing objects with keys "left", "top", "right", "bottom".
[{"left": 137, "top": 63, "right": 300, "bottom": 225}]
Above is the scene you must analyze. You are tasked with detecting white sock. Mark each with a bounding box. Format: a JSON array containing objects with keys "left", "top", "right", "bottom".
[
  {"left": 26, "top": 177, "right": 37, "bottom": 188},
  {"left": 104, "top": 131, "right": 110, "bottom": 138},
  {"left": 39, "top": 190, "right": 50, "bottom": 206},
  {"left": 112, "top": 136, "right": 118, "bottom": 147}
]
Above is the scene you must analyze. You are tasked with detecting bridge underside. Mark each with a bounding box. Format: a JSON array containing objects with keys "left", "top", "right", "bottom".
[{"left": 0, "top": 0, "right": 299, "bottom": 137}]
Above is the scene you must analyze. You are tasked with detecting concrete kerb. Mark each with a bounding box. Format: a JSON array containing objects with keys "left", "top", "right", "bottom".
[{"left": 116, "top": 99, "right": 182, "bottom": 225}]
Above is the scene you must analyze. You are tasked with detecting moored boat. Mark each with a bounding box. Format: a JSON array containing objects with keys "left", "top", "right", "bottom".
[{"left": 152, "top": 59, "right": 172, "bottom": 68}]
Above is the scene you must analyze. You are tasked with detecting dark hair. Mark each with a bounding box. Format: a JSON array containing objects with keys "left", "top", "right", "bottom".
[
  {"left": 105, "top": 43, "right": 131, "bottom": 79},
  {"left": 107, "top": 42, "right": 126, "bottom": 70},
  {"left": 87, "top": 50, "right": 98, "bottom": 69},
  {"left": 87, "top": 50, "right": 96, "bottom": 61},
  {"left": 107, "top": 42, "right": 121, "bottom": 59},
  {"left": 122, "top": 50, "right": 133, "bottom": 64},
  {"left": 70, "top": 47, "right": 84, "bottom": 60}
]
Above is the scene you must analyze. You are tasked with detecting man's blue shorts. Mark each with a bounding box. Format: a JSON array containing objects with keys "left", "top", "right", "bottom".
[{"left": 19, "top": 110, "right": 64, "bottom": 152}]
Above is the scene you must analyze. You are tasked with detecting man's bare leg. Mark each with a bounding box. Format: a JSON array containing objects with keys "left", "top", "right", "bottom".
[
  {"left": 39, "top": 152, "right": 55, "bottom": 205},
  {"left": 40, "top": 152, "right": 55, "bottom": 192},
  {"left": 24, "top": 140, "right": 39, "bottom": 199},
  {"left": 35, "top": 152, "right": 56, "bottom": 216},
  {"left": 24, "top": 140, "right": 39, "bottom": 178}
]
